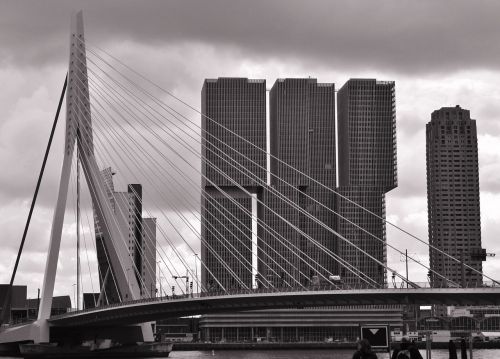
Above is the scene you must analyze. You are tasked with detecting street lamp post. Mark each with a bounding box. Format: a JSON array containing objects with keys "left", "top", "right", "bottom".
[
  {"left": 194, "top": 254, "right": 199, "bottom": 294},
  {"left": 72, "top": 283, "right": 76, "bottom": 310},
  {"left": 126, "top": 268, "right": 131, "bottom": 299},
  {"left": 157, "top": 260, "right": 161, "bottom": 297},
  {"left": 406, "top": 249, "right": 409, "bottom": 289},
  {"left": 400, "top": 249, "right": 421, "bottom": 288}
]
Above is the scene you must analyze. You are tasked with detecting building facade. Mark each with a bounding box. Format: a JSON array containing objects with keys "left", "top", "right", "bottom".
[
  {"left": 201, "top": 78, "right": 267, "bottom": 291},
  {"left": 263, "top": 78, "right": 336, "bottom": 286},
  {"left": 426, "top": 106, "right": 484, "bottom": 287},
  {"left": 199, "top": 306, "right": 403, "bottom": 343},
  {"left": 199, "top": 77, "right": 404, "bottom": 341},
  {"left": 94, "top": 168, "right": 156, "bottom": 303},
  {"left": 336, "top": 79, "right": 397, "bottom": 286}
]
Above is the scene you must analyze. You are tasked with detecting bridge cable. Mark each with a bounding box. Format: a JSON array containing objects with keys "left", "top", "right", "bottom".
[
  {"left": 70, "top": 58, "right": 360, "bottom": 290},
  {"left": 83, "top": 103, "right": 241, "bottom": 294},
  {"left": 69, "top": 159, "right": 95, "bottom": 307},
  {"left": 77, "top": 67, "right": 299, "bottom": 290},
  {"left": 0, "top": 74, "right": 67, "bottom": 326},
  {"left": 74, "top": 61, "right": 376, "bottom": 290},
  {"left": 71, "top": 89, "right": 149, "bottom": 301},
  {"left": 72, "top": 89, "right": 202, "bottom": 296},
  {"left": 79, "top": 71, "right": 313, "bottom": 290},
  {"left": 84, "top": 83, "right": 301, "bottom": 292},
  {"left": 73, "top": 71, "right": 258, "bottom": 296},
  {"left": 73, "top": 99, "right": 164, "bottom": 300},
  {"left": 71, "top": 85, "right": 137, "bottom": 303},
  {"left": 77, "top": 67, "right": 352, "bottom": 290},
  {"left": 75, "top": 58, "right": 387, "bottom": 288},
  {"left": 82, "top": 50, "right": 464, "bottom": 288},
  {"left": 75, "top": 131, "right": 147, "bottom": 300},
  {"left": 71, "top": 154, "right": 115, "bottom": 307},
  {"left": 81, "top": 42, "right": 492, "bottom": 286},
  {"left": 76, "top": 51, "right": 403, "bottom": 287}
]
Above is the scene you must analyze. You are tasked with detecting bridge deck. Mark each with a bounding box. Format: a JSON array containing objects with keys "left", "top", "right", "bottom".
[{"left": 49, "top": 287, "right": 500, "bottom": 327}]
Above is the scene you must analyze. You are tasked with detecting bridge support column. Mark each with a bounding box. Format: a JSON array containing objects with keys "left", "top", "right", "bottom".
[
  {"left": 34, "top": 320, "right": 50, "bottom": 344},
  {"left": 38, "top": 152, "right": 73, "bottom": 323}
]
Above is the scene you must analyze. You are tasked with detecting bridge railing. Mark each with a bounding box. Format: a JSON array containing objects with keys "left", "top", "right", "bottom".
[{"left": 48, "top": 280, "right": 500, "bottom": 320}]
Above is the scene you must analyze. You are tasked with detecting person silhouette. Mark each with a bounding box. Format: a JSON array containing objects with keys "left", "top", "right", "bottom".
[{"left": 352, "top": 339, "right": 378, "bottom": 359}]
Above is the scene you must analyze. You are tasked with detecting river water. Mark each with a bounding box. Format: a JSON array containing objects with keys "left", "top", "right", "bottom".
[
  {"left": 168, "top": 349, "right": 500, "bottom": 358},
  {"left": 2, "top": 349, "right": 499, "bottom": 358}
]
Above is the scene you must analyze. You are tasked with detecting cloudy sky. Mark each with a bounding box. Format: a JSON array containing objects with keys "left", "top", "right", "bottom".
[{"left": 1, "top": 0, "right": 500, "bottom": 301}]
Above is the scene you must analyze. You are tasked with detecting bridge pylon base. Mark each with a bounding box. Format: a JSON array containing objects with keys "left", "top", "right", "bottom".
[
  {"left": 0, "top": 320, "right": 49, "bottom": 344},
  {"left": 0, "top": 320, "right": 154, "bottom": 346}
]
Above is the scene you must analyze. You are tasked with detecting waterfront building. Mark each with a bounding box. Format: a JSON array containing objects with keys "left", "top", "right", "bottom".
[
  {"left": 0, "top": 285, "right": 28, "bottom": 323},
  {"left": 201, "top": 77, "right": 267, "bottom": 290},
  {"left": 0, "top": 285, "right": 70, "bottom": 322},
  {"left": 94, "top": 168, "right": 156, "bottom": 303},
  {"left": 27, "top": 296, "right": 71, "bottom": 318},
  {"left": 416, "top": 305, "right": 500, "bottom": 336},
  {"left": 199, "top": 306, "right": 403, "bottom": 342},
  {"left": 426, "top": 106, "right": 484, "bottom": 287},
  {"left": 336, "top": 78, "right": 397, "bottom": 286}
]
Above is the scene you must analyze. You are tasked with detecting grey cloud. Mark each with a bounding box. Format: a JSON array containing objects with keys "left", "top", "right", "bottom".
[
  {"left": 481, "top": 164, "right": 500, "bottom": 194},
  {"left": 2, "top": 1, "right": 500, "bottom": 74},
  {"left": 2, "top": 0, "right": 500, "bottom": 295},
  {"left": 475, "top": 101, "right": 500, "bottom": 136}
]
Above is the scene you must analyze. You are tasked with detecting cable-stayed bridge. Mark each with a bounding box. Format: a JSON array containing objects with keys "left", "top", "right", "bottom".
[
  {"left": 48, "top": 285, "right": 500, "bottom": 328},
  {"left": 0, "top": 11, "right": 499, "bottom": 350}
]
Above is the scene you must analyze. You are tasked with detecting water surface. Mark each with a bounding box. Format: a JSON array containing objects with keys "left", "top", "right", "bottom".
[{"left": 169, "top": 349, "right": 500, "bottom": 359}]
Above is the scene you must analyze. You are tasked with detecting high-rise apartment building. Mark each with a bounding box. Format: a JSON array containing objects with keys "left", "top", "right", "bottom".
[
  {"left": 94, "top": 167, "right": 156, "bottom": 303},
  {"left": 199, "top": 76, "right": 402, "bottom": 340},
  {"left": 336, "top": 79, "right": 396, "bottom": 286},
  {"left": 264, "top": 78, "right": 336, "bottom": 286},
  {"left": 201, "top": 78, "right": 267, "bottom": 291},
  {"left": 426, "top": 106, "right": 484, "bottom": 286},
  {"left": 200, "top": 77, "right": 336, "bottom": 289}
]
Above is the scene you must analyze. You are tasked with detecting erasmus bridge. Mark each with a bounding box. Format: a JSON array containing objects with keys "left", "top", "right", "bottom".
[{"left": 0, "top": 12, "right": 499, "bottom": 347}]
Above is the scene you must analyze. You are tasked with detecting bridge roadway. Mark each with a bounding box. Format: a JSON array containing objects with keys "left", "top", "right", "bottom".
[{"left": 49, "top": 286, "right": 500, "bottom": 327}]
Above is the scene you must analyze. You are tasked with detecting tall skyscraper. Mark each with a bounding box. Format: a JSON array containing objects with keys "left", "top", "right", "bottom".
[
  {"left": 426, "top": 106, "right": 484, "bottom": 286},
  {"left": 264, "top": 78, "right": 336, "bottom": 286},
  {"left": 201, "top": 78, "right": 266, "bottom": 291},
  {"left": 200, "top": 77, "right": 336, "bottom": 289},
  {"left": 336, "top": 78, "right": 397, "bottom": 286},
  {"left": 198, "top": 77, "right": 399, "bottom": 342},
  {"left": 94, "top": 167, "right": 156, "bottom": 303}
]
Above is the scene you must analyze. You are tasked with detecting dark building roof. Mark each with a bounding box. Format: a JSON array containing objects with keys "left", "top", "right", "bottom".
[
  {"left": 0, "top": 285, "right": 27, "bottom": 309},
  {"left": 27, "top": 295, "right": 71, "bottom": 310}
]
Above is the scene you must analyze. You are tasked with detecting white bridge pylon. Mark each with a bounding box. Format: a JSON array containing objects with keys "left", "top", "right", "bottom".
[{"left": 0, "top": 11, "right": 153, "bottom": 344}]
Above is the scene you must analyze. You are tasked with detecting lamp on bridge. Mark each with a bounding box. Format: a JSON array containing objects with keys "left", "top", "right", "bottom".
[{"left": 172, "top": 275, "right": 190, "bottom": 295}]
